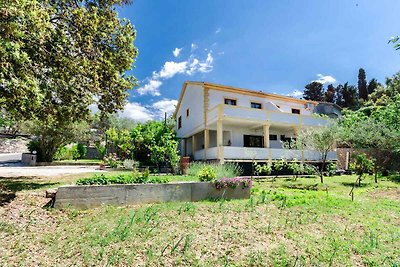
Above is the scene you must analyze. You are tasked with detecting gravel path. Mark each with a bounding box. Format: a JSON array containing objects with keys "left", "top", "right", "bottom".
[{"left": 0, "top": 165, "right": 104, "bottom": 177}]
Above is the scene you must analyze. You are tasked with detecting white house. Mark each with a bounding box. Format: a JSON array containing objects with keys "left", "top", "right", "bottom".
[{"left": 174, "top": 81, "right": 339, "bottom": 163}]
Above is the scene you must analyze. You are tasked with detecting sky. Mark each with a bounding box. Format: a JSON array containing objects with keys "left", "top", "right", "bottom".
[{"left": 115, "top": 0, "right": 400, "bottom": 122}]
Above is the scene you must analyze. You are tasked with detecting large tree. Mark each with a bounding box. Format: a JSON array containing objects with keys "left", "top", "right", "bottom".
[
  {"left": 367, "top": 78, "right": 380, "bottom": 95},
  {"left": 358, "top": 68, "right": 368, "bottom": 101},
  {"left": 303, "top": 81, "right": 324, "bottom": 101},
  {"left": 0, "top": 0, "right": 138, "bottom": 161},
  {"left": 335, "top": 82, "right": 358, "bottom": 109},
  {"left": 325, "top": 84, "right": 335, "bottom": 103}
]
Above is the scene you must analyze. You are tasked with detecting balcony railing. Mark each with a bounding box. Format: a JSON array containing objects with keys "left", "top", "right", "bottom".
[{"left": 207, "top": 104, "right": 328, "bottom": 127}]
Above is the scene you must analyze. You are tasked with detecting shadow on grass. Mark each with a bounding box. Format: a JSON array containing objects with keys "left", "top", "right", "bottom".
[
  {"left": 0, "top": 176, "right": 58, "bottom": 206},
  {"left": 387, "top": 175, "right": 400, "bottom": 183},
  {"left": 341, "top": 182, "right": 368, "bottom": 188}
]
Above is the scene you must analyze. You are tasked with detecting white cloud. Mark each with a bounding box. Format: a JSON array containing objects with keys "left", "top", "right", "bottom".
[
  {"left": 191, "top": 43, "right": 198, "bottom": 52},
  {"left": 172, "top": 47, "right": 182, "bottom": 57},
  {"left": 313, "top": 74, "right": 336, "bottom": 84},
  {"left": 137, "top": 80, "right": 162, "bottom": 96},
  {"left": 287, "top": 89, "right": 303, "bottom": 98},
  {"left": 152, "top": 98, "right": 178, "bottom": 118},
  {"left": 137, "top": 51, "right": 214, "bottom": 96},
  {"left": 119, "top": 102, "right": 154, "bottom": 122},
  {"left": 156, "top": 61, "right": 188, "bottom": 79},
  {"left": 215, "top": 27, "right": 221, "bottom": 34}
]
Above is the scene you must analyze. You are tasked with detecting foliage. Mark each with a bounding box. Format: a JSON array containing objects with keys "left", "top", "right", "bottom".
[
  {"left": 296, "top": 122, "right": 339, "bottom": 183},
  {"left": 104, "top": 153, "right": 120, "bottom": 168},
  {"left": 287, "top": 161, "right": 317, "bottom": 178},
  {"left": 350, "top": 154, "right": 374, "bottom": 181},
  {"left": 388, "top": 35, "right": 400, "bottom": 51},
  {"left": 215, "top": 177, "right": 253, "bottom": 189},
  {"left": 303, "top": 82, "right": 324, "bottom": 101},
  {"left": 76, "top": 144, "right": 87, "bottom": 160},
  {"left": 187, "top": 162, "right": 243, "bottom": 179},
  {"left": 253, "top": 162, "right": 272, "bottom": 176},
  {"left": 335, "top": 82, "right": 358, "bottom": 109},
  {"left": 0, "top": 0, "right": 138, "bottom": 161},
  {"left": 197, "top": 166, "right": 217, "bottom": 182},
  {"left": 273, "top": 159, "right": 287, "bottom": 173},
  {"left": 326, "top": 162, "right": 337, "bottom": 176},
  {"left": 123, "top": 159, "right": 139, "bottom": 170},
  {"left": 106, "top": 128, "right": 134, "bottom": 159},
  {"left": 76, "top": 173, "right": 169, "bottom": 186},
  {"left": 95, "top": 142, "right": 107, "bottom": 159},
  {"left": 358, "top": 68, "right": 368, "bottom": 101}
]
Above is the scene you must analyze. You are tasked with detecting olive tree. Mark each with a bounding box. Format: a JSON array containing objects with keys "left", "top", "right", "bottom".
[{"left": 296, "top": 122, "right": 339, "bottom": 183}]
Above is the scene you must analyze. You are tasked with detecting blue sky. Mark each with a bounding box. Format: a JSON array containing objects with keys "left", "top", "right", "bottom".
[{"left": 116, "top": 0, "right": 400, "bottom": 121}]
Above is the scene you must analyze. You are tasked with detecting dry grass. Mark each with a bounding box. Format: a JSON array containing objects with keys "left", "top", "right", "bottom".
[{"left": 0, "top": 174, "right": 399, "bottom": 266}]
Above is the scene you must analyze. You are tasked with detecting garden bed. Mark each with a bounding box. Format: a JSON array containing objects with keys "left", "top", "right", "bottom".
[{"left": 53, "top": 181, "right": 251, "bottom": 209}]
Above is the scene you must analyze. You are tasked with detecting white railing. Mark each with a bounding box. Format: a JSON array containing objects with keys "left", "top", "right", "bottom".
[
  {"left": 194, "top": 146, "right": 337, "bottom": 161},
  {"left": 209, "top": 104, "right": 329, "bottom": 127},
  {"left": 194, "top": 147, "right": 218, "bottom": 160}
]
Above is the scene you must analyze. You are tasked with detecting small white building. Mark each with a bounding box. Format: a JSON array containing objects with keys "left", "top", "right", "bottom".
[{"left": 174, "top": 81, "right": 339, "bottom": 163}]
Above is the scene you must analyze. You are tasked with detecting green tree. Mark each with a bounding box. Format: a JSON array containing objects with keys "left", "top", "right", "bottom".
[
  {"left": 0, "top": 0, "right": 138, "bottom": 161},
  {"left": 325, "top": 84, "right": 335, "bottom": 103},
  {"left": 388, "top": 36, "right": 400, "bottom": 51},
  {"left": 303, "top": 82, "right": 324, "bottom": 101},
  {"left": 335, "top": 82, "right": 358, "bottom": 109},
  {"left": 367, "top": 78, "right": 380, "bottom": 95},
  {"left": 297, "top": 122, "right": 339, "bottom": 183},
  {"left": 358, "top": 68, "right": 368, "bottom": 101}
]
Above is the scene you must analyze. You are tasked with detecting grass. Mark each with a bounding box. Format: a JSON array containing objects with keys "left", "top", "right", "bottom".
[
  {"left": 55, "top": 159, "right": 101, "bottom": 164},
  {"left": 0, "top": 174, "right": 399, "bottom": 266}
]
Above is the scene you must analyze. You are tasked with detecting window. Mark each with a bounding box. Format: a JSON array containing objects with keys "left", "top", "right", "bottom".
[
  {"left": 224, "top": 98, "right": 237, "bottom": 106},
  {"left": 186, "top": 108, "right": 189, "bottom": 117},
  {"left": 291, "top": 108, "right": 300, "bottom": 114},
  {"left": 178, "top": 116, "right": 182, "bottom": 129},
  {"left": 251, "top": 102, "right": 262, "bottom": 109},
  {"left": 280, "top": 135, "right": 285, "bottom": 141},
  {"left": 244, "top": 135, "right": 263, "bottom": 147},
  {"left": 269, "top": 134, "right": 278, "bottom": 141}
]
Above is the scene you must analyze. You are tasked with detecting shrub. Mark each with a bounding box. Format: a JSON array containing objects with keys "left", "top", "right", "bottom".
[
  {"left": 76, "top": 143, "right": 87, "bottom": 159},
  {"left": 123, "top": 159, "right": 139, "bottom": 170},
  {"left": 76, "top": 172, "right": 170, "bottom": 185},
  {"left": 53, "top": 146, "right": 72, "bottom": 161},
  {"left": 253, "top": 162, "right": 272, "bottom": 176},
  {"left": 215, "top": 177, "right": 253, "bottom": 189},
  {"left": 188, "top": 162, "right": 242, "bottom": 179},
  {"left": 198, "top": 166, "right": 217, "bottom": 182},
  {"left": 104, "top": 153, "right": 120, "bottom": 168}
]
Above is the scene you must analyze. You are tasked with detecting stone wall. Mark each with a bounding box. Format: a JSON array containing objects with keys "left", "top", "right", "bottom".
[
  {"left": 0, "top": 137, "right": 29, "bottom": 153},
  {"left": 54, "top": 182, "right": 251, "bottom": 209}
]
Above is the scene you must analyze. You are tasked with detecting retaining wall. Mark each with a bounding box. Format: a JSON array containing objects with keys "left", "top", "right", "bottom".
[{"left": 54, "top": 182, "right": 250, "bottom": 209}]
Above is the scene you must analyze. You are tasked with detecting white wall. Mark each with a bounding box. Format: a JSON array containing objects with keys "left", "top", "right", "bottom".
[
  {"left": 176, "top": 84, "right": 204, "bottom": 138},
  {"left": 208, "top": 89, "right": 314, "bottom": 115}
]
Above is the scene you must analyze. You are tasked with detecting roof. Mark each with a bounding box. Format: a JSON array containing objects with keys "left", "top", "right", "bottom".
[{"left": 173, "top": 81, "right": 319, "bottom": 117}]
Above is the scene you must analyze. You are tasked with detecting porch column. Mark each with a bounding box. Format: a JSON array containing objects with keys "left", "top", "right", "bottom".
[
  {"left": 204, "top": 129, "right": 209, "bottom": 160},
  {"left": 192, "top": 135, "right": 196, "bottom": 158},
  {"left": 217, "top": 119, "right": 224, "bottom": 164},
  {"left": 263, "top": 124, "right": 270, "bottom": 148}
]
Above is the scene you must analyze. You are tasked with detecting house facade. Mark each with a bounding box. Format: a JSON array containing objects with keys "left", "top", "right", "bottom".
[{"left": 174, "top": 81, "right": 339, "bottom": 163}]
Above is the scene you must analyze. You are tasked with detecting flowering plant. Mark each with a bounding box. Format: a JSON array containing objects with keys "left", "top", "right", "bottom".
[
  {"left": 103, "top": 153, "right": 120, "bottom": 168},
  {"left": 215, "top": 177, "right": 253, "bottom": 189}
]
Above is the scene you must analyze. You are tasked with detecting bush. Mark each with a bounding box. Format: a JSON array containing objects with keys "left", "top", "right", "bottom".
[
  {"left": 53, "top": 146, "right": 71, "bottom": 161},
  {"left": 188, "top": 162, "right": 242, "bottom": 179},
  {"left": 76, "top": 172, "right": 170, "bottom": 185},
  {"left": 198, "top": 166, "right": 217, "bottom": 182},
  {"left": 215, "top": 177, "right": 253, "bottom": 189},
  {"left": 104, "top": 153, "right": 120, "bottom": 168},
  {"left": 123, "top": 159, "right": 139, "bottom": 170},
  {"left": 76, "top": 143, "right": 87, "bottom": 159}
]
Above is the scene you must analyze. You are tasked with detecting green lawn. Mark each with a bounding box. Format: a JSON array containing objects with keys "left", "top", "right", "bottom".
[{"left": 0, "top": 174, "right": 399, "bottom": 266}]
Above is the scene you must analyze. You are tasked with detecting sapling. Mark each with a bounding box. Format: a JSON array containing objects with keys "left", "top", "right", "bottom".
[{"left": 349, "top": 153, "right": 374, "bottom": 201}]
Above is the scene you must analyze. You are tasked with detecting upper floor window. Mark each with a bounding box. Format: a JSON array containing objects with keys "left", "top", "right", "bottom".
[
  {"left": 224, "top": 98, "right": 237, "bottom": 106},
  {"left": 186, "top": 108, "right": 190, "bottom": 117},
  {"left": 251, "top": 102, "right": 262, "bottom": 109},
  {"left": 178, "top": 116, "right": 182, "bottom": 129},
  {"left": 291, "top": 108, "right": 300, "bottom": 114}
]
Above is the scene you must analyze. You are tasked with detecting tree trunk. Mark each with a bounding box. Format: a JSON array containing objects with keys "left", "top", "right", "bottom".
[{"left": 320, "top": 153, "right": 327, "bottom": 183}]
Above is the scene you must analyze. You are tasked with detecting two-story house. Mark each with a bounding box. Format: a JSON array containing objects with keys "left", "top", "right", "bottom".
[{"left": 174, "top": 81, "right": 339, "bottom": 164}]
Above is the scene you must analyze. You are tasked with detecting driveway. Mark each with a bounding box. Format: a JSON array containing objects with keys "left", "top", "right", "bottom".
[{"left": 0, "top": 165, "right": 104, "bottom": 177}]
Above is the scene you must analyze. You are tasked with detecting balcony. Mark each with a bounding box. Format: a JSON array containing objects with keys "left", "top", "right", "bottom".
[
  {"left": 207, "top": 104, "right": 328, "bottom": 127},
  {"left": 194, "top": 146, "right": 337, "bottom": 161}
]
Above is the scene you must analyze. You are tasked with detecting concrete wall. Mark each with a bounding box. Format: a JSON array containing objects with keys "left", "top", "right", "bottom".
[
  {"left": 176, "top": 84, "right": 204, "bottom": 138},
  {"left": 208, "top": 88, "right": 314, "bottom": 115},
  {"left": 54, "top": 182, "right": 250, "bottom": 209}
]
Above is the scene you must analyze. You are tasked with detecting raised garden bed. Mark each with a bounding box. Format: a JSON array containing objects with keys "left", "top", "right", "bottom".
[{"left": 53, "top": 180, "right": 251, "bottom": 209}]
